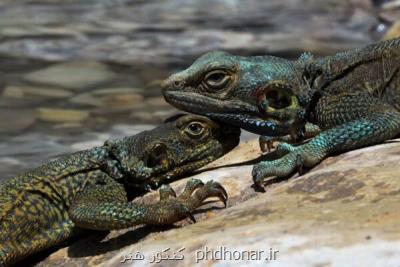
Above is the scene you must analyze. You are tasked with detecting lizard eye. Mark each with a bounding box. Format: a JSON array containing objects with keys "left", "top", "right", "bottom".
[
  {"left": 184, "top": 121, "right": 206, "bottom": 137},
  {"left": 264, "top": 89, "right": 292, "bottom": 109},
  {"left": 203, "top": 70, "right": 230, "bottom": 90}
]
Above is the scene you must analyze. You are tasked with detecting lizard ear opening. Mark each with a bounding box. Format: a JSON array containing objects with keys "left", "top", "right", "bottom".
[
  {"left": 143, "top": 143, "right": 171, "bottom": 169},
  {"left": 264, "top": 90, "right": 292, "bottom": 109},
  {"left": 258, "top": 81, "right": 298, "bottom": 112}
]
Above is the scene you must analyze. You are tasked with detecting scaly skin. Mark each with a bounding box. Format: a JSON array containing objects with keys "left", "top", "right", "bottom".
[
  {"left": 0, "top": 114, "right": 240, "bottom": 266},
  {"left": 162, "top": 38, "right": 400, "bottom": 188}
]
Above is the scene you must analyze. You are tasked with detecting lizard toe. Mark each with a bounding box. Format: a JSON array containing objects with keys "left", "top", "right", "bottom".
[
  {"left": 202, "top": 180, "right": 228, "bottom": 207},
  {"left": 182, "top": 180, "right": 228, "bottom": 210},
  {"left": 252, "top": 162, "right": 270, "bottom": 188},
  {"left": 179, "top": 178, "right": 204, "bottom": 200},
  {"left": 259, "top": 136, "right": 276, "bottom": 152},
  {"left": 159, "top": 184, "right": 177, "bottom": 200},
  {"left": 252, "top": 151, "right": 302, "bottom": 189}
]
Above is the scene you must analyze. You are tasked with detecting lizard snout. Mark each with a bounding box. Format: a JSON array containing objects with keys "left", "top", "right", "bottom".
[{"left": 161, "top": 75, "right": 186, "bottom": 92}]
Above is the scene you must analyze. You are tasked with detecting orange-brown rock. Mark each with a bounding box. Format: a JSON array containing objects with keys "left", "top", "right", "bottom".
[{"left": 36, "top": 138, "right": 400, "bottom": 267}]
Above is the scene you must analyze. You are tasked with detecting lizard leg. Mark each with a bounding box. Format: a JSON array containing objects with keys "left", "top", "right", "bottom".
[
  {"left": 259, "top": 123, "right": 321, "bottom": 152},
  {"left": 253, "top": 110, "right": 400, "bottom": 187},
  {"left": 69, "top": 178, "right": 227, "bottom": 231}
]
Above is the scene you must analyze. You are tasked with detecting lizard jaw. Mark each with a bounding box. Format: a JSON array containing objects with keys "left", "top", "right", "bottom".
[
  {"left": 205, "top": 112, "right": 289, "bottom": 136},
  {"left": 163, "top": 90, "right": 259, "bottom": 115},
  {"left": 146, "top": 144, "right": 224, "bottom": 189},
  {"left": 135, "top": 128, "right": 239, "bottom": 189},
  {"left": 163, "top": 90, "right": 288, "bottom": 136},
  {"left": 147, "top": 156, "right": 215, "bottom": 189}
]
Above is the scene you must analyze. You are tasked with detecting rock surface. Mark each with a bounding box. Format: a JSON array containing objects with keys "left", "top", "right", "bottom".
[
  {"left": 34, "top": 137, "right": 400, "bottom": 267},
  {"left": 23, "top": 62, "right": 116, "bottom": 90},
  {"left": 37, "top": 108, "right": 90, "bottom": 123}
]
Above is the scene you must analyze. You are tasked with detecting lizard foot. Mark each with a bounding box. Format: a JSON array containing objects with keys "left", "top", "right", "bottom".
[
  {"left": 180, "top": 179, "right": 227, "bottom": 209},
  {"left": 152, "top": 179, "right": 228, "bottom": 224},
  {"left": 252, "top": 145, "right": 319, "bottom": 190}
]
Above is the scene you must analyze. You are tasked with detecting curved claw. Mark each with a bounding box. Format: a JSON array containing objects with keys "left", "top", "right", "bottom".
[
  {"left": 214, "top": 183, "right": 228, "bottom": 200},
  {"left": 204, "top": 181, "right": 228, "bottom": 207},
  {"left": 186, "top": 211, "right": 196, "bottom": 223},
  {"left": 252, "top": 169, "right": 266, "bottom": 191},
  {"left": 295, "top": 154, "right": 305, "bottom": 175},
  {"left": 259, "top": 136, "right": 275, "bottom": 153},
  {"left": 217, "top": 192, "right": 227, "bottom": 208},
  {"left": 266, "top": 142, "right": 274, "bottom": 153}
]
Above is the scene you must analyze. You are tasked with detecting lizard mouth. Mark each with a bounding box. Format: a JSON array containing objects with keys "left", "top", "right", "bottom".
[
  {"left": 147, "top": 156, "right": 215, "bottom": 189},
  {"left": 146, "top": 141, "right": 225, "bottom": 189},
  {"left": 163, "top": 90, "right": 287, "bottom": 136},
  {"left": 122, "top": 144, "right": 217, "bottom": 190},
  {"left": 204, "top": 112, "right": 288, "bottom": 136},
  {"left": 163, "top": 90, "right": 258, "bottom": 114}
]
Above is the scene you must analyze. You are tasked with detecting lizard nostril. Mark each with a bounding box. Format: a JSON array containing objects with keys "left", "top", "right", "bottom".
[{"left": 160, "top": 79, "right": 184, "bottom": 91}]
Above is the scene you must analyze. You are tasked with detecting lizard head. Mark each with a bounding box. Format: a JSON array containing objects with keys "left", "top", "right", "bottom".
[
  {"left": 105, "top": 114, "right": 240, "bottom": 189},
  {"left": 162, "top": 51, "right": 311, "bottom": 137}
]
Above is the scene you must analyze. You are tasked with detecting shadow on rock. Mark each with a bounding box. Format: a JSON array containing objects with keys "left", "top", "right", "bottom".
[
  {"left": 67, "top": 225, "right": 176, "bottom": 258},
  {"left": 196, "top": 149, "right": 285, "bottom": 174}
]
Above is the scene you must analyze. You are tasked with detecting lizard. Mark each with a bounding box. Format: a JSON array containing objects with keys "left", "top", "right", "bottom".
[
  {"left": 161, "top": 37, "right": 400, "bottom": 189},
  {"left": 0, "top": 114, "right": 240, "bottom": 266}
]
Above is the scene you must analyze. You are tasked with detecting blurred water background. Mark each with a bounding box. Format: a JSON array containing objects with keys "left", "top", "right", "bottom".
[{"left": 0, "top": 0, "right": 399, "bottom": 179}]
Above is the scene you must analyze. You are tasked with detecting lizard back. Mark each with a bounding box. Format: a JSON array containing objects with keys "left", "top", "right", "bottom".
[{"left": 316, "top": 38, "right": 400, "bottom": 111}]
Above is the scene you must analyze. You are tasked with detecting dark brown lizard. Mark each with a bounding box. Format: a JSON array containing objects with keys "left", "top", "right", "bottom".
[
  {"left": 161, "top": 38, "right": 400, "bottom": 188},
  {"left": 0, "top": 114, "right": 240, "bottom": 266}
]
